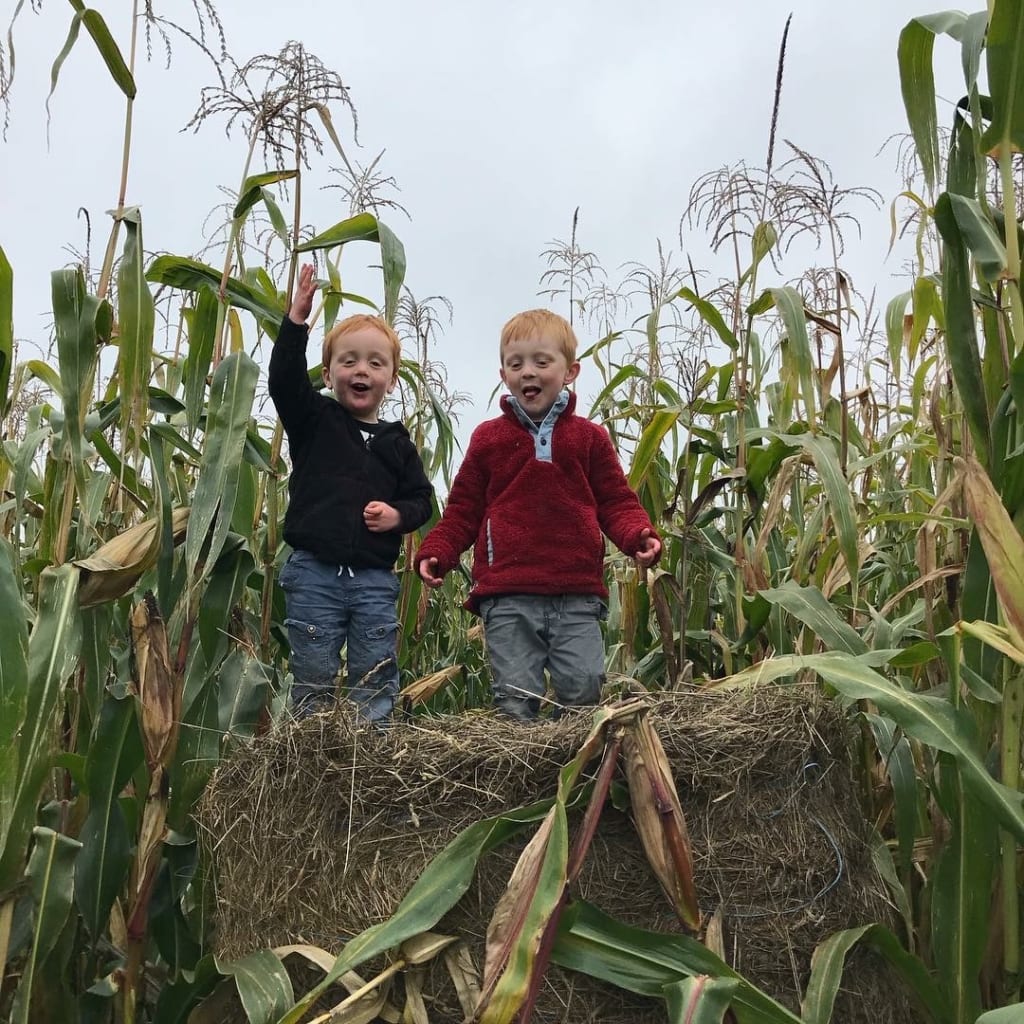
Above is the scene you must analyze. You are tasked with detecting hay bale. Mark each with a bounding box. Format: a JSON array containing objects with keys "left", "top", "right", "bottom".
[{"left": 198, "top": 688, "right": 920, "bottom": 1023}]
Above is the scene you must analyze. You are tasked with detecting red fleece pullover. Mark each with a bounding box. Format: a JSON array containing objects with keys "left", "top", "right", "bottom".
[{"left": 415, "top": 392, "right": 659, "bottom": 612}]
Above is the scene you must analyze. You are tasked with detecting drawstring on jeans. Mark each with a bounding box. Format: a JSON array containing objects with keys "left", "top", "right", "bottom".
[{"left": 337, "top": 565, "right": 355, "bottom": 578}]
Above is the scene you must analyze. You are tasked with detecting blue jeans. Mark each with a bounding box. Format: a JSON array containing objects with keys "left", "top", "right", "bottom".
[
  {"left": 279, "top": 549, "right": 400, "bottom": 722},
  {"left": 479, "top": 594, "right": 607, "bottom": 721}
]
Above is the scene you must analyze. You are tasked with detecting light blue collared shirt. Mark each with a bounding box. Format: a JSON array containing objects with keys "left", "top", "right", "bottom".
[{"left": 506, "top": 389, "right": 570, "bottom": 463}]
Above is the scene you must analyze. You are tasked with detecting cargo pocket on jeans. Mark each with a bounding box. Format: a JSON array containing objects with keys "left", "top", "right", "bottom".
[{"left": 285, "top": 618, "right": 335, "bottom": 683}]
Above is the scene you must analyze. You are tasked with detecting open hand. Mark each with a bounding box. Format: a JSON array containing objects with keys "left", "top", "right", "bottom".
[
  {"left": 635, "top": 528, "right": 662, "bottom": 569},
  {"left": 363, "top": 501, "right": 401, "bottom": 533},
  {"left": 288, "top": 263, "right": 317, "bottom": 325},
  {"left": 418, "top": 557, "right": 445, "bottom": 588}
]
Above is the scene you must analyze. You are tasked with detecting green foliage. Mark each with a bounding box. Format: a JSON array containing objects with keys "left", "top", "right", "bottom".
[{"left": 3, "top": 1, "right": 1024, "bottom": 1021}]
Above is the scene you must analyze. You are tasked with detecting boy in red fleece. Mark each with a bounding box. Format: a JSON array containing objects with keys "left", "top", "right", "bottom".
[{"left": 416, "top": 308, "right": 661, "bottom": 720}]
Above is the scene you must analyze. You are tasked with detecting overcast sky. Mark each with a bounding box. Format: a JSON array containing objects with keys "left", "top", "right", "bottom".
[{"left": 3, "top": 0, "right": 962, "bottom": 440}]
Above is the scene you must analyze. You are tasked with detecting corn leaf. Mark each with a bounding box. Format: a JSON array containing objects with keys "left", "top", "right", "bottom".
[
  {"left": 0, "top": 541, "right": 29, "bottom": 898},
  {"left": 775, "top": 432, "right": 860, "bottom": 602},
  {"left": 770, "top": 287, "right": 816, "bottom": 424},
  {"left": 217, "top": 650, "right": 272, "bottom": 741},
  {"left": 885, "top": 289, "right": 910, "bottom": 380},
  {"left": 976, "top": 1006, "right": 1024, "bottom": 1022},
  {"left": 663, "top": 976, "right": 739, "bottom": 1023},
  {"left": 947, "top": 194, "right": 1007, "bottom": 281},
  {"left": 377, "top": 220, "right": 406, "bottom": 326},
  {"left": 479, "top": 705, "right": 629, "bottom": 1021},
  {"left": 723, "top": 651, "right": 1024, "bottom": 841},
  {"left": 52, "top": 268, "right": 110, "bottom": 521},
  {"left": 677, "top": 288, "right": 738, "bottom": 351},
  {"left": 760, "top": 581, "right": 868, "bottom": 655},
  {"left": 214, "top": 949, "right": 294, "bottom": 1024},
  {"left": 865, "top": 714, "right": 919, "bottom": 877},
  {"left": 930, "top": 759, "right": 994, "bottom": 1024},
  {"left": 147, "top": 256, "right": 284, "bottom": 336},
  {"left": 0, "top": 566, "right": 81, "bottom": 896},
  {"left": 959, "top": 456, "right": 1024, "bottom": 651},
  {"left": 184, "top": 353, "right": 258, "bottom": 586},
  {"left": 295, "top": 213, "right": 406, "bottom": 325},
  {"left": 980, "top": 0, "right": 1024, "bottom": 157},
  {"left": 622, "top": 713, "right": 700, "bottom": 929},
  {"left": 75, "top": 694, "right": 141, "bottom": 939},
  {"left": 898, "top": 12, "right": 968, "bottom": 197},
  {"left": 935, "top": 195, "right": 992, "bottom": 468},
  {"left": 0, "top": 245, "right": 12, "bottom": 417},
  {"left": 551, "top": 899, "right": 802, "bottom": 1024},
  {"left": 232, "top": 169, "right": 298, "bottom": 220},
  {"left": 68, "top": 1, "right": 136, "bottom": 98},
  {"left": 9, "top": 828, "right": 82, "bottom": 1024},
  {"left": 296, "top": 211, "right": 380, "bottom": 250},
  {"left": 275, "top": 795, "right": 573, "bottom": 1024},
  {"left": 117, "top": 207, "right": 155, "bottom": 437},
  {"left": 628, "top": 410, "right": 679, "bottom": 492},
  {"left": 800, "top": 922, "right": 949, "bottom": 1024}
]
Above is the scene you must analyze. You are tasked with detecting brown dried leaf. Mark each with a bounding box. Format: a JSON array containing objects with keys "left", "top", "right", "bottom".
[
  {"left": 75, "top": 507, "right": 189, "bottom": 607},
  {"left": 703, "top": 905, "right": 727, "bottom": 962},
  {"left": 131, "top": 592, "right": 179, "bottom": 771},
  {"left": 399, "top": 666, "right": 461, "bottom": 706},
  {"left": 479, "top": 810, "right": 555, "bottom": 1008},
  {"left": 443, "top": 942, "right": 480, "bottom": 1021},
  {"left": 622, "top": 711, "right": 700, "bottom": 930},
  {"left": 959, "top": 454, "right": 1024, "bottom": 651},
  {"left": 401, "top": 967, "right": 429, "bottom": 1024},
  {"left": 400, "top": 931, "right": 458, "bottom": 965}
]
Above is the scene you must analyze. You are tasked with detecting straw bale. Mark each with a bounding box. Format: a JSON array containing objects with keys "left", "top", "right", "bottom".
[{"left": 198, "top": 687, "right": 921, "bottom": 1023}]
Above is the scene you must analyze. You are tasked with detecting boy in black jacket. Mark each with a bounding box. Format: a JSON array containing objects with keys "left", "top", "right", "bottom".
[{"left": 269, "top": 264, "right": 433, "bottom": 721}]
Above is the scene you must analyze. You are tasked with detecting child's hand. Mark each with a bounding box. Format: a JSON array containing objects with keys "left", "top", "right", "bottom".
[
  {"left": 418, "top": 557, "right": 445, "bottom": 588},
  {"left": 288, "top": 263, "right": 317, "bottom": 325},
  {"left": 364, "top": 501, "right": 400, "bottom": 533},
  {"left": 635, "top": 528, "right": 662, "bottom": 569}
]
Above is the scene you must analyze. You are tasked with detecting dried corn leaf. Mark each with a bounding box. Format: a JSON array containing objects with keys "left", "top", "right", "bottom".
[
  {"left": 479, "top": 810, "right": 557, "bottom": 1016},
  {"left": 400, "top": 931, "right": 458, "bottom": 966},
  {"left": 959, "top": 455, "right": 1024, "bottom": 652},
  {"left": 274, "top": 946, "right": 398, "bottom": 1024},
  {"left": 131, "top": 592, "right": 178, "bottom": 771},
  {"left": 477, "top": 701, "right": 643, "bottom": 1022},
  {"left": 401, "top": 966, "right": 429, "bottom": 1024},
  {"left": 622, "top": 710, "right": 700, "bottom": 930},
  {"left": 75, "top": 506, "right": 189, "bottom": 607},
  {"left": 400, "top": 666, "right": 461, "bottom": 706},
  {"left": 443, "top": 942, "right": 480, "bottom": 1021}
]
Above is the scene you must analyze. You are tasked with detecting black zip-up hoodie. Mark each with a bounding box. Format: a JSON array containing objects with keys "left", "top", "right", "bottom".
[{"left": 268, "top": 316, "right": 433, "bottom": 569}]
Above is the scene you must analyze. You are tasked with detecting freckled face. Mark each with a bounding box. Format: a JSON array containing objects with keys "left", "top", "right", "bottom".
[
  {"left": 323, "top": 326, "right": 397, "bottom": 423},
  {"left": 500, "top": 335, "right": 579, "bottom": 419}
]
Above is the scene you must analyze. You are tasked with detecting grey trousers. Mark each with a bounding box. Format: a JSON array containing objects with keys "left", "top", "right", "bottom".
[{"left": 479, "top": 594, "right": 607, "bottom": 721}]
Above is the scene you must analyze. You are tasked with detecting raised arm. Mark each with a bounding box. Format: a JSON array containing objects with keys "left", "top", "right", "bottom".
[{"left": 268, "top": 265, "right": 320, "bottom": 439}]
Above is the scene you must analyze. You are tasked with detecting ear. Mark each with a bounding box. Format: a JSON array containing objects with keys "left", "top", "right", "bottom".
[
  {"left": 386, "top": 374, "right": 398, "bottom": 394},
  {"left": 499, "top": 366, "right": 509, "bottom": 386},
  {"left": 322, "top": 365, "right": 332, "bottom": 388},
  {"left": 563, "top": 360, "right": 581, "bottom": 386}
]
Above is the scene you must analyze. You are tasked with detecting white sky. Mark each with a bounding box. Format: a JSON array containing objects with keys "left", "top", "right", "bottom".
[{"left": 3, "top": 0, "right": 963, "bottom": 440}]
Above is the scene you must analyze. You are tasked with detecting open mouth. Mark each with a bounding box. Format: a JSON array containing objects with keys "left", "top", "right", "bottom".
[
  {"left": 350, "top": 382, "right": 371, "bottom": 394},
  {"left": 521, "top": 386, "right": 542, "bottom": 401}
]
